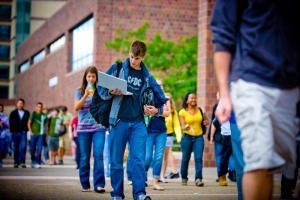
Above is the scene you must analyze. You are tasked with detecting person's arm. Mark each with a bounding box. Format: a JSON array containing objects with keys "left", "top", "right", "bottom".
[
  {"left": 210, "top": 0, "right": 241, "bottom": 123},
  {"left": 213, "top": 52, "right": 232, "bottom": 123},
  {"left": 173, "top": 111, "right": 182, "bottom": 143},
  {"left": 74, "top": 88, "right": 89, "bottom": 111},
  {"left": 210, "top": 123, "right": 217, "bottom": 144},
  {"left": 161, "top": 99, "right": 171, "bottom": 117},
  {"left": 27, "top": 117, "right": 33, "bottom": 135},
  {"left": 179, "top": 114, "right": 190, "bottom": 131}
]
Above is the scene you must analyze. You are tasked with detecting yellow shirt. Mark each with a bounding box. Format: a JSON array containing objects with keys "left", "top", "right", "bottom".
[
  {"left": 165, "top": 111, "right": 182, "bottom": 143},
  {"left": 179, "top": 108, "right": 203, "bottom": 136}
]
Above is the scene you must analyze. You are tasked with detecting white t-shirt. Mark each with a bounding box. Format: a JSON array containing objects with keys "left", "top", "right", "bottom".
[
  {"left": 221, "top": 120, "right": 231, "bottom": 136},
  {"left": 18, "top": 110, "right": 25, "bottom": 120}
]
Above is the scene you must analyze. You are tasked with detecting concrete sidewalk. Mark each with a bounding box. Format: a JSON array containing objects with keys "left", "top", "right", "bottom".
[{"left": 0, "top": 152, "right": 299, "bottom": 200}]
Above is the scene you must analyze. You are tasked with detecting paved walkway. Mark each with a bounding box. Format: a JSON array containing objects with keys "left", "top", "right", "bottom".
[{"left": 0, "top": 152, "right": 299, "bottom": 200}]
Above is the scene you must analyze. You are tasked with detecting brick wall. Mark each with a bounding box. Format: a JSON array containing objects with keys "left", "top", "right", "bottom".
[{"left": 197, "top": 0, "right": 217, "bottom": 167}]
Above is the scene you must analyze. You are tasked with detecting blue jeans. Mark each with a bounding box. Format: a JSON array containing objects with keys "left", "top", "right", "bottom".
[
  {"left": 126, "top": 143, "right": 132, "bottom": 181},
  {"left": 12, "top": 131, "right": 27, "bottom": 164},
  {"left": 180, "top": 134, "right": 204, "bottom": 181},
  {"left": 214, "top": 139, "right": 235, "bottom": 176},
  {"left": 78, "top": 127, "right": 105, "bottom": 190},
  {"left": 73, "top": 137, "right": 80, "bottom": 167},
  {"left": 230, "top": 124, "right": 244, "bottom": 200},
  {"left": 104, "top": 133, "right": 111, "bottom": 176},
  {"left": 110, "top": 121, "right": 147, "bottom": 200},
  {"left": 30, "top": 135, "right": 45, "bottom": 165},
  {"left": 145, "top": 132, "right": 166, "bottom": 179}
]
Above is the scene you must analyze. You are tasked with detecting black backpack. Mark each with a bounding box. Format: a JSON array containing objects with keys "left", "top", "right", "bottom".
[{"left": 90, "top": 62, "right": 122, "bottom": 128}]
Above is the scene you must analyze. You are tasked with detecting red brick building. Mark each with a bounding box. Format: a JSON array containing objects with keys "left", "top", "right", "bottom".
[{"left": 17, "top": 0, "right": 217, "bottom": 166}]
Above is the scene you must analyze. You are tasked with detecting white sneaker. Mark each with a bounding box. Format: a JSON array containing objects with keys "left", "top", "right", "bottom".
[
  {"left": 128, "top": 181, "right": 132, "bottom": 185},
  {"left": 35, "top": 164, "right": 41, "bottom": 168}
]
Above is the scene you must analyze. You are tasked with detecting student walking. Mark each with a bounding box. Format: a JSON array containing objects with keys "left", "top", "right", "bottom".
[
  {"left": 0, "top": 105, "right": 9, "bottom": 167},
  {"left": 160, "top": 93, "right": 181, "bottom": 182},
  {"left": 211, "top": 1, "right": 299, "bottom": 199},
  {"left": 74, "top": 66, "right": 106, "bottom": 193},
  {"left": 98, "top": 40, "right": 167, "bottom": 200},
  {"left": 27, "top": 102, "right": 48, "bottom": 169},
  {"left": 9, "top": 99, "right": 30, "bottom": 168},
  {"left": 57, "top": 106, "right": 72, "bottom": 165},
  {"left": 145, "top": 79, "right": 170, "bottom": 191},
  {"left": 69, "top": 112, "right": 80, "bottom": 170},
  {"left": 179, "top": 92, "right": 208, "bottom": 187},
  {"left": 47, "top": 108, "right": 63, "bottom": 165}
]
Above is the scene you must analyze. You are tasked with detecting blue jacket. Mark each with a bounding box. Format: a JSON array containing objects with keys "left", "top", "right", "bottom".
[
  {"left": 98, "top": 58, "right": 168, "bottom": 126},
  {"left": 210, "top": 0, "right": 299, "bottom": 89}
]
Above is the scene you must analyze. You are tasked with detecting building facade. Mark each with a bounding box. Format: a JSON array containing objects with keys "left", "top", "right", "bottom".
[
  {"left": 16, "top": 0, "right": 217, "bottom": 166},
  {"left": 0, "top": 0, "right": 67, "bottom": 114}
]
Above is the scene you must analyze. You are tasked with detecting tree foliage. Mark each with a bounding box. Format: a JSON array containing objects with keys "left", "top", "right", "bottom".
[{"left": 105, "top": 22, "right": 198, "bottom": 107}]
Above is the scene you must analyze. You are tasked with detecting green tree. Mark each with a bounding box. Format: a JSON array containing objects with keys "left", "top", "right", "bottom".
[{"left": 105, "top": 23, "right": 198, "bottom": 107}]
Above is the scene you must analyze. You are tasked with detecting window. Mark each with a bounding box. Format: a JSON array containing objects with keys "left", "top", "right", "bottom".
[
  {"left": 0, "top": 86, "right": 8, "bottom": 99},
  {"left": 0, "top": 25, "right": 11, "bottom": 41},
  {"left": 32, "top": 50, "right": 45, "bottom": 64},
  {"left": 72, "top": 17, "right": 94, "bottom": 71},
  {"left": 0, "top": 5, "right": 11, "bottom": 20},
  {"left": 49, "top": 35, "right": 65, "bottom": 53},
  {"left": 19, "top": 61, "right": 29, "bottom": 73},
  {"left": 0, "top": 65, "right": 9, "bottom": 79},
  {"left": 0, "top": 45, "right": 10, "bottom": 60}
]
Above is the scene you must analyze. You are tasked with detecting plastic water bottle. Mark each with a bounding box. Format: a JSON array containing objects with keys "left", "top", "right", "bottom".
[{"left": 88, "top": 82, "right": 94, "bottom": 96}]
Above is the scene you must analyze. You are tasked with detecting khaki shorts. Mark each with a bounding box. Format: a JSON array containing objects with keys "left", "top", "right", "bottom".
[
  {"left": 59, "top": 132, "right": 69, "bottom": 149},
  {"left": 231, "top": 79, "right": 299, "bottom": 179}
]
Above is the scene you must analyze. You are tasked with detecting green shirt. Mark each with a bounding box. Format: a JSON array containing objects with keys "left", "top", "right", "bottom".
[
  {"left": 29, "top": 112, "right": 48, "bottom": 136},
  {"left": 48, "top": 117, "right": 63, "bottom": 137},
  {"left": 58, "top": 112, "right": 72, "bottom": 131}
]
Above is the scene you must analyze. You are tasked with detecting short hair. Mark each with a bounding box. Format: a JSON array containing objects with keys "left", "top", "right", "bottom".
[
  {"left": 52, "top": 107, "right": 59, "bottom": 112},
  {"left": 18, "top": 98, "right": 25, "bottom": 104},
  {"left": 0, "top": 104, "right": 3, "bottom": 108},
  {"left": 62, "top": 106, "right": 67, "bottom": 112},
  {"left": 129, "top": 40, "right": 147, "bottom": 57},
  {"left": 36, "top": 102, "right": 43, "bottom": 106}
]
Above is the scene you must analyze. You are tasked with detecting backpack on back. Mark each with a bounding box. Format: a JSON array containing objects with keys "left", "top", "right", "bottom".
[{"left": 90, "top": 62, "right": 122, "bottom": 128}]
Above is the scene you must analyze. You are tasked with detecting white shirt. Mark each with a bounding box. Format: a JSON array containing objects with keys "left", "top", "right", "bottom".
[
  {"left": 221, "top": 120, "right": 231, "bottom": 136},
  {"left": 18, "top": 110, "right": 25, "bottom": 120}
]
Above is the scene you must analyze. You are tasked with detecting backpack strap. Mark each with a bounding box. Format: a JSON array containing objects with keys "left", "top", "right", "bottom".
[
  {"left": 198, "top": 107, "right": 204, "bottom": 117},
  {"left": 116, "top": 62, "right": 122, "bottom": 77}
]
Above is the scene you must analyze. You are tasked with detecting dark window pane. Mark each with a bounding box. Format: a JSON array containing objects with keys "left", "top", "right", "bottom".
[
  {"left": 0, "top": 25, "right": 11, "bottom": 40},
  {"left": 0, "top": 86, "right": 8, "bottom": 99},
  {"left": 0, "top": 5, "right": 11, "bottom": 20},
  {"left": 0, "top": 45, "right": 10, "bottom": 60},
  {"left": 0, "top": 65, "right": 9, "bottom": 79}
]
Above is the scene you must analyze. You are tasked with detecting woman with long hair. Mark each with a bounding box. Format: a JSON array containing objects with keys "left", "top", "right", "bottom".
[
  {"left": 74, "top": 66, "right": 106, "bottom": 193},
  {"left": 179, "top": 92, "right": 208, "bottom": 187},
  {"left": 159, "top": 93, "right": 181, "bottom": 182}
]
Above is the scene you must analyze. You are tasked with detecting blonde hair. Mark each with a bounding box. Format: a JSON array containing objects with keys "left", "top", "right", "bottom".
[{"left": 165, "top": 93, "right": 176, "bottom": 115}]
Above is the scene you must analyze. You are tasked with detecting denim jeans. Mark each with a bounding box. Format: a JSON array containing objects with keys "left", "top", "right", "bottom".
[
  {"left": 180, "top": 134, "right": 204, "bottom": 181},
  {"left": 145, "top": 132, "right": 166, "bottom": 179},
  {"left": 230, "top": 124, "right": 244, "bottom": 200},
  {"left": 110, "top": 121, "right": 147, "bottom": 200},
  {"left": 126, "top": 143, "right": 132, "bottom": 181},
  {"left": 12, "top": 131, "right": 27, "bottom": 164},
  {"left": 30, "top": 135, "right": 45, "bottom": 165},
  {"left": 218, "top": 135, "right": 233, "bottom": 176},
  {"left": 214, "top": 138, "right": 235, "bottom": 176},
  {"left": 78, "top": 127, "right": 105, "bottom": 190},
  {"left": 73, "top": 137, "right": 80, "bottom": 167},
  {"left": 104, "top": 133, "right": 111, "bottom": 176}
]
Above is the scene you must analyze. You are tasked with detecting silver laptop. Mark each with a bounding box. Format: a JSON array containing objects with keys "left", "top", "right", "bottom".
[{"left": 97, "top": 71, "right": 133, "bottom": 95}]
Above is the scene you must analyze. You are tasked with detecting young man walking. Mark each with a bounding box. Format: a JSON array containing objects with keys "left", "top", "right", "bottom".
[
  {"left": 211, "top": 1, "right": 299, "bottom": 199},
  {"left": 28, "top": 102, "right": 48, "bottom": 168},
  {"left": 99, "top": 40, "right": 167, "bottom": 200},
  {"left": 9, "top": 99, "right": 30, "bottom": 168}
]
